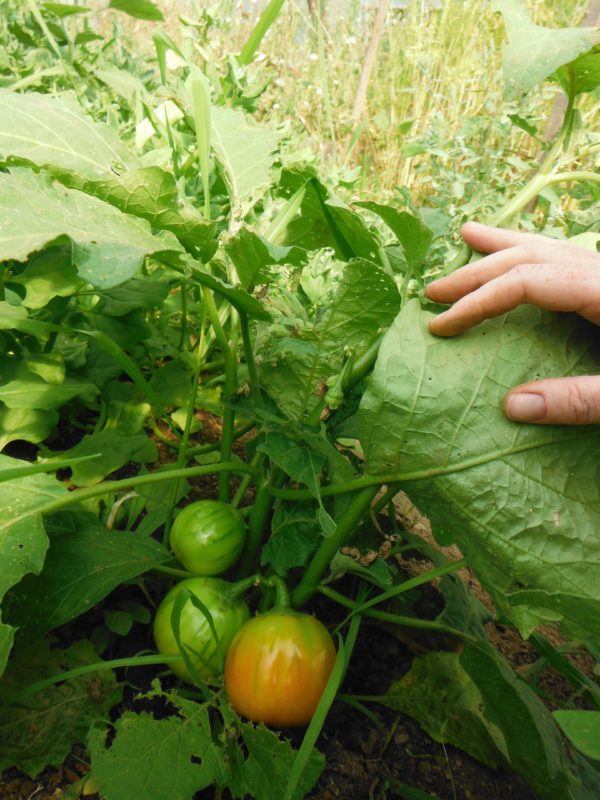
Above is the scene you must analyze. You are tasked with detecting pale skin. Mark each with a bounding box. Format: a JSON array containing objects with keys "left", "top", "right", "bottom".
[{"left": 425, "top": 221, "right": 600, "bottom": 425}]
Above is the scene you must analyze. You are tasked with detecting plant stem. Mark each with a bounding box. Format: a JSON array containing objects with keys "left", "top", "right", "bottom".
[
  {"left": 203, "top": 288, "right": 237, "bottom": 502},
  {"left": 372, "top": 484, "right": 401, "bottom": 515},
  {"left": 319, "top": 586, "right": 467, "bottom": 640},
  {"left": 237, "top": 467, "right": 282, "bottom": 577},
  {"left": 163, "top": 322, "right": 208, "bottom": 548},
  {"left": 4, "top": 654, "right": 183, "bottom": 708},
  {"left": 231, "top": 451, "right": 261, "bottom": 509},
  {"left": 41, "top": 462, "right": 257, "bottom": 517},
  {"left": 351, "top": 559, "right": 466, "bottom": 616},
  {"left": 153, "top": 564, "right": 193, "bottom": 579},
  {"left": 267, "top": 575, "right": 290, "bottom": 608},
  {"left": 268, "top": 429, "right": 595, "bottom": 501},
  {"left": 239, "top": 312, "right": 263, "bottom": 409},
  {"left": 291, "top": 485, "right": 380, "bottom": 608}
]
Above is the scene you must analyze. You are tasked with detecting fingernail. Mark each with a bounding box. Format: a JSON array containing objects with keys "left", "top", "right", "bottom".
[{"left": 505, "top": 392, "right": 546, "bottom": 422}]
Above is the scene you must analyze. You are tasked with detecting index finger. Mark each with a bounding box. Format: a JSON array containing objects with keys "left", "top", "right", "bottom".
[{"left": 459, "top": 221, "right": 549, "bottom": 253}]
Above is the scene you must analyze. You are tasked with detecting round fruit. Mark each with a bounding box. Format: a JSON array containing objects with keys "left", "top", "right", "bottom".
[
  {"left": 154, "top": 577, "right": 250, "bottom": 682},
  {"left": 224, "top": 610, "right": 337, "bottom": 727},
  {"left": 169, "top": 500, "right": 246, "bottom": 576}
]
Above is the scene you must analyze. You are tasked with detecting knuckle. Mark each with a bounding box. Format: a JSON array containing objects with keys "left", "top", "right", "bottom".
[{"left": 566, "top": 383, "right": 593, "bottom": 423}]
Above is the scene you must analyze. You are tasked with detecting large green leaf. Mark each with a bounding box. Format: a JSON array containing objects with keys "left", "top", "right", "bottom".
[
  {"left": 359, "top": 300, "right": 600, "bottom": 640},
  {"left": 492, "top": 0, "right": 600, "bottom": 98},
  {"left": 0, "top": 639, "right": 121, "bottom": 777},
  {"left": 89, "top": 688, "right": 324, "bottom": 800},
  {"left": 0, "top": 454, "right": 67, "bottom": 676},
  {"left": 211, "top": 105, "right": 281, "bottom": 217},
  {"left": 379, "top": 572, "right": 600, "bottom": 800},
  {"left": 0, "top": 89, "right": 136, "bottom": 179},
  {"left": 282, "top": 174, "right": 381, "bottom": 261},
  {"left": 4, "top": 512, "right": 170, "bottom": 640},
  {"left": 0, "top": 170, "right": 182, "bottom": 288},
  {"left": 89, "top": 705, "right": 218, "bottom": 800},
  {"left": 90, "top": 167, "right": 217, "bottom": 260},
  {"left": 0, "top": 92, "right": 217, "bottom": 257}
]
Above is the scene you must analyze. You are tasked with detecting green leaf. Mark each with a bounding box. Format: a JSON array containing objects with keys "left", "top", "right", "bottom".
[
  {"left": 90, "top": 167, "right": 218, "bottom": 260},
  {"left": 492, "top": 0, "right": 600, "bottom": 98},
  {"left": 460, "top": 640, "right": 600, "bottom": 800},
  {"left": 42, "top": 399, "right": 157, "bottom": 486},
  {"left": 149, "top": 360, "right": 193, "bottom": 408},
  {"left": 4, "top": 512, "right": 170, "bottom": 640},
  {"left": 0, "top": 89, "right": 136, "bottom": 180},
  {"left": 236, "top": 721, "right": 325, "bottom": 800},
  {"left": 357, "top": 203, "right": 433, "bottom": 272},
  {"left": 0, "top": 364, "right": 97, "bottom": 411},
  {"left": 0, "top": 405, "right": 58, "bottom": 450},
  {"left": 89, "top": 695, "right": 223, "bottom": 800},
  {"left": 378, "top": 639, "right": 599, "bottom": 800},
  {"left": 261, "top": 501, "right": 320, "bottom": 576},
  {"left": 225, "top": 227, "right": 306, "bottom": 290},
  {"left": 259, "top": 258, "right": 399, "bottom": 419},
  {"left": 0, "top": 91, "right": 217, "bottom": 257},
  {"left": 359, "top": 300, "right": 600, "bottom": 641},
  {"left": 257, "top": 431, "right": 334, "bottom": 536},
  {"left": 95, "top": 276, "right": 170, "bottom": 317},
  {"left": 0, "top": 639, "right": 121, "bottom": 777},
  {"left": 0, "top": 454, "right": 66, "bottom": 675},
  {"left": 94, "top": 65, "right": 148, "bottom": 107},
  {"left": 210, "top": 105, "right": 281, "bottom": 216},
  {"left": 281, "top": 173, "right": 380, "bottom": 261},
  {"left": 0, "top": 170, "right": 183, "bottom": 289},
  {"left": 8, "top": 247, "right": 82, "bottom": 309},
  {"left": 556, "top": 47, "right": 600, "bottom": 96},
  {"left": 103, "top": 609, "right": 134, "bottom": 636},
  {"left": 380, "top": 651, "right": 509, "bottom": 769},
  {"left": 189, "top": 261, "right": 271, "bottom": 321},
  {"left": 43, "top": 2, "right": 92, "bottom": 16},
  {"left": 107, "top": 0, "right": 164, "bottom": 21},
  {"left": 554, "top": 711, "right": 600, "bottom": 761}
]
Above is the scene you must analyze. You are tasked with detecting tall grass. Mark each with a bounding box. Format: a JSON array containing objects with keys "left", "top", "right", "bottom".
[{"left": 101, "top": 0, "right": 595, "bottom": 211}]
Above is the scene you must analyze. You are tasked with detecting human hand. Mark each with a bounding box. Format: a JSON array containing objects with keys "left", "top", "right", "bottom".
[{"left": 425, "top": 221, "right": 600, "bottom": 425}]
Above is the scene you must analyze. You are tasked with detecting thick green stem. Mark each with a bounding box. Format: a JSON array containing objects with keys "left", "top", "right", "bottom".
[
  {"left": 267, "top": 575, "right": 290, "bottom": 609},
  {"left": 291, "top": 485, "right": 380, "bottom": 608},
  {"left": 237, "top": 468, "right": 282, "bottom": 577},
  {"left": 268, "top": 429, "right": 593, "bottom": 501},
  {"left": 203, "top": 288, "right": 237, "bottom": 502}
]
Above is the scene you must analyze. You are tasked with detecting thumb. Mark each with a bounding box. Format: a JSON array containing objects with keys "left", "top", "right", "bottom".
[{"left": 504, "top": 376, "right": 600, "bottom": 425}]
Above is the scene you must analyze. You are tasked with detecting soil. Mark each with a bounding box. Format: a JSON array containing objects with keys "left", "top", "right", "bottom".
[{"left": 1, "top": 436, "right": 597, "bottom": 800}]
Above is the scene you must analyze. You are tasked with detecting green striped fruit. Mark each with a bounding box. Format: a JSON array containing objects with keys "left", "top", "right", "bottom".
[
  {"left": 169, "top": 499, "right": 246, "bottom": 575},
  {"left": 153, "top": 577, "right": 250, "bottom": 682}
]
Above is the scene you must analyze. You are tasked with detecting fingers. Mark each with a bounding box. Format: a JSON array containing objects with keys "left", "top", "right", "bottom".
[
  {"left": 504, "top": 376, "right": 600, "bottom": 425},
  {"left": 428, "top": 262, "right": 573, "bottom": 336},
  {"left": 458, "top": 221, "right": 546, "bottom": 253},
  {"left": 426, "top": 244, "right": 533, "bottom": 303}
]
